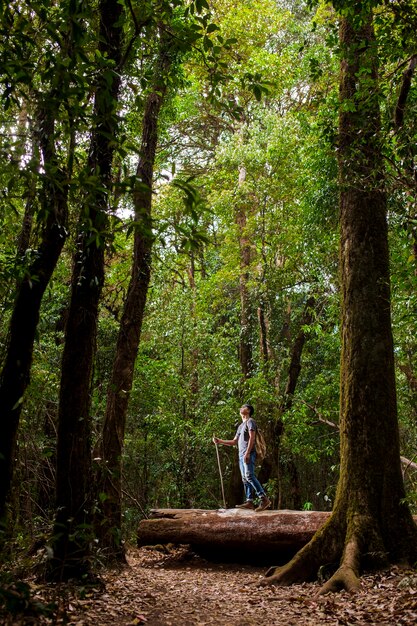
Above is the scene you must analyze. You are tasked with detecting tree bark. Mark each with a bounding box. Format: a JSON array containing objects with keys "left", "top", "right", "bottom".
[
  {"left": 15, "top": 107, "right": 38, "bottom": 259},
  {"left": 394, "top": 54, "right": 417, "bottom": 129},
  {"left": 257, "top": 304, "right": 270, "bottom": 363},
  {"left": 49, "top": 0, "right": 124, "bottom": 580},
  {"left": 0, "top": 102, "right": 68, "bottom": 530},
  {"left": 236, "top": 165, "right": 254, "bottom": 381},
  {"left": 260, "top": 5, "right": 417, "bottom": 593},
  {"left": 96, "top": 26, "right": 174, "bottom": 561},
  {"left": 225, "top": 164, "right": 256, "bottom": 506},
  {"left": 393, "top": 54, "right": 417, "bottom": 275},
  {"left": 138, "top": 508, "right": 331, "bottom": 563},
  {"left": 258, "top": 297, "right": 316, "bottom": 502},
  {"left": 283, "top": 298, "right": 315, "bottom": 406},
  {"left": 138, "top": 508, "right": 417, "bottom": 565}
]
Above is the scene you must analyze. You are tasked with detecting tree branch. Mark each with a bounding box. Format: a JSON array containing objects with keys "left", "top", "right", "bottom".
[{"left": 299, "top": 399, "right": 417, "bottom": 471}]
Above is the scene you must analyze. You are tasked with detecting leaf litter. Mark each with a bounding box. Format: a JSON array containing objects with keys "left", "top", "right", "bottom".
[{"left": 2, "top": 545, "right": 417, "bottom": 625}]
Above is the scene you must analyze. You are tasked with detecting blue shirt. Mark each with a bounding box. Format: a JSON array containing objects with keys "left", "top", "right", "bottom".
[{"left": 236, "top": 418, "right": 257, "bottom": 455}]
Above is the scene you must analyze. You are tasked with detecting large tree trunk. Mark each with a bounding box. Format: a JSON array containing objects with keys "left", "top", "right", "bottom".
[
  {"left": 138, "top": 508, "right": 330, "bottom": 563},
  {"left": 138, "top": 508, "right": 417, "bottom": 565},
  {"left": 96, "top": 26, "right": 173, "bottom": 561},
  {"left": 261, "top": 5, "right": 417, "bottom": 593},
  {"left": 0, "top": 104, "right": 68, "bottom": 530},
  {"left": 49, "top": 0, "right": 123, "bottom": 580}
]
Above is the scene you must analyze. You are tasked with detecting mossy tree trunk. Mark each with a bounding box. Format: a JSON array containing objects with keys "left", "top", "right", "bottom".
[{"left": 261, "top": 3, "right": 417, "bottom": 592}]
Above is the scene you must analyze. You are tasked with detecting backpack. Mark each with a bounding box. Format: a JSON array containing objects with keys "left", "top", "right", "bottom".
[
  {"left": 243, "top": 421, "right": 267, "bottom": 462},
  {"left": 255, "top": 428, "right": 267, "bottom": 462}
]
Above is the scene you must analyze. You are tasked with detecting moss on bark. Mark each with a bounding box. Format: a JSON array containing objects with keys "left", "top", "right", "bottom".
[{"left": 259, "top": 3, "right": 417, "bottom": 593}]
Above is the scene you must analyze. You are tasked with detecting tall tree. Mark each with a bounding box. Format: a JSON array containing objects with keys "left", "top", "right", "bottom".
[
  {"left": 258, "top": 296, "right": 317, "bottom": 508},
  {"left": 49, "top": 0, "right": 124, "bottom": 579},
  {"left": 0, "top": 0, "right": 84, "bottom": 531},
  {"left": 236, "top": 163, "right": 255, "bottom": 382},
  {"left": 261, "top": 1, "right": 417, "bottom": 592},
  {"left": 97, "top": 22, "right": 175, "bottom": 561}
]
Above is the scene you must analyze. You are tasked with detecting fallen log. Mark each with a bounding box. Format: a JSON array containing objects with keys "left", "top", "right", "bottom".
[{"left": 137, "top": 508, "right": 331, "bottom": 564}]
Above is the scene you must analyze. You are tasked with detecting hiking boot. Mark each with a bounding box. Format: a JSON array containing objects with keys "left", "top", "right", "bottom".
[
  {"left": 235, "top": 500, "right": 255, "bottom": 510},
  {"left": 255, "top": 496, "right": 271, "bottom": 512}
]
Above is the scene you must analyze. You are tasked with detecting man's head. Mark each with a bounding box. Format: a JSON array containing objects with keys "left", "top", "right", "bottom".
[{"left": 240, "top": 403, "right": 254, "bottom": 420}]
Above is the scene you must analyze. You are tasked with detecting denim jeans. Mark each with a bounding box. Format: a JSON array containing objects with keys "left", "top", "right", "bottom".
[{"left": 239, "top": 451, "right": 265, "bottom": 501}]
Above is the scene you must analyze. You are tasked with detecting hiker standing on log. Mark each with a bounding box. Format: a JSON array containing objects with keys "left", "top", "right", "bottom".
[{"left": 213, "top": 404, "right": 271, "bottom": 512}]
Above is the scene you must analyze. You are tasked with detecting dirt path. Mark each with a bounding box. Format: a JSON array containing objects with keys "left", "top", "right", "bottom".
[
  {"left": 4, "top": 546, "right": 417, "bottom": 624},
  {"left": 58, "top": 546, "right": 417, "bottom": 625}
]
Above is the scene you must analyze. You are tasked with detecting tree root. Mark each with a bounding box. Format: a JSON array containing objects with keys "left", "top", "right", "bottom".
[
  {"left": 258, "top": 543, "right": 360, "bottom": 593},
  {"left": 257, "top": 533, "right": 331, "bottom": 588},
  {"left": 257, "top": 503, "right": 417, "bottom": 594},
  {"left": 257, "top": 514, "right": 364, "bottom": 593},
  {"left": 318, "top": 564, "right": 360, "bottom": 594},
  {"left": 318, "top": 535, "right": 361, "bottom": 594}
]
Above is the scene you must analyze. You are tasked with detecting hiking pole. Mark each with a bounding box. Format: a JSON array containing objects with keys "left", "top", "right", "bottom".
[{"left": 214, "top": 436, "right": 227, "bottom": 509}]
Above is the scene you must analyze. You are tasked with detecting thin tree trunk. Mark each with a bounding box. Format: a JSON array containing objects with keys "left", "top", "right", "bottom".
[
  {"left": 15, "top": 107, "right": 38, "bottom": 259},
  {"left": 257, "top": 305, "right": 269, "bottom": 363},
  {"left": 236, "top": 165, "right": 254, "bottom": 381},
  {"left": 49, "top": 0, "right": 123, "bottom": 579},
  {"left": 96, "top": 26, "right": 174, "bottom": 561},
  {"left": 187, "top": 253, "right": 200, "bottom": 400},
  {"left": 282, "top": 297, "right": 315, "bottom": 411},
  {"left": 258, "top": 298, "right": 316, "bottom": 496},
  {"left": 394, "top": 54, "right": 417, "bottom": 129},
  {"left": 227, "top": 164, "right": 256, "bottom": 506},
  {"left": 393, "top": 54, "right": 417, "bottom": 275},
  {"left": 0, "top": 104, "right": 68, "bottom": 529},
  {"left": 398, "top": 362, "right": 417, "bottom": 394}
]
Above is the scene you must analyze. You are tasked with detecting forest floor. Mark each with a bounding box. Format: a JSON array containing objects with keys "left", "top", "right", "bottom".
[{"left": 3, "top": 544, "right": 417, "bottom": 625}]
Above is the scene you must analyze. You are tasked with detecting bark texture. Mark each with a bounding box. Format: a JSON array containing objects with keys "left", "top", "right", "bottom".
[
  {"left": 393, "top": 54, "right": 417, "bottom": 275},
  {"left": 260, "top": 6, "right": 417, "bottom": 593},
  {"left": 258, "top": 297, "right": 316, "bottom": 505},
  {"left": 138, "top": 508, "right": 331, "bottom": 563},
  {"left": 138, "top": 508, "right": 417, "bottom": 567},
  {"left": 49, "top": 0, "right": 123, "bottom": 580},
  {"left": 97, "top": 26, "right": 174, "bottom": 561},
  {"left": 0, "top": 103, "right": 68, "bottom": 528},
  {"left": 394, "top": 54, "right": 417, "bottom": 129},
  {"left": 236, "top": 165, "right": 254, "bottom": 380}
]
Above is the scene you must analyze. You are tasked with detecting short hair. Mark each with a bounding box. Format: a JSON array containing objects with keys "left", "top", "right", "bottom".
[{"left": 241, "top": 403, "right": 254, "bottom": 416}]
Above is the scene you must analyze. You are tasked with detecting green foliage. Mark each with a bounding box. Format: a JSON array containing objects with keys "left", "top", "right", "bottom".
[{"left": 2, "top": 0, "right": 417, "bottom": 550}]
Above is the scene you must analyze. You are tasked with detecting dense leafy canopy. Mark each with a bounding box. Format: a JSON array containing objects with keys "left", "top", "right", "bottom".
[{"left": 0, "top": 0, "right": 417, "bottom": 556}]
